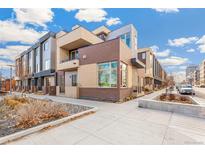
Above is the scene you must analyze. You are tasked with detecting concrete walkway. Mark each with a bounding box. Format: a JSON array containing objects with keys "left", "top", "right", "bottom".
[{"left": 5, "top": 90, "right": 205, "bottom": 145}]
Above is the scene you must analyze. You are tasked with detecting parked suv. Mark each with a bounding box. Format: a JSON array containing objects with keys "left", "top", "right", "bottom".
[{"left": 179, "top": 84, "right": 195, "bottom": 95}]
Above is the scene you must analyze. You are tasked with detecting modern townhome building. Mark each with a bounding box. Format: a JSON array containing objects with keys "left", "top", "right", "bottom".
[
  {"left": 55, "top": 24, "right": 145, "bottom": 102},
  {"left": 200, "top": 59, "right": 205, "bottom": 87},
  {"left": 15, "top": 24, "right": 167, "bottom": 102},
  {"left": 15, "top": 32, "right": 57, "bottom": 95},
  {"left": 137, "top": 48, "right": 167, "bottom": 91}
]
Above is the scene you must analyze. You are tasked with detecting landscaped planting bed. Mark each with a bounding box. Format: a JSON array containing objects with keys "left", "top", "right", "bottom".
[
  {"left": 138, "top": 93, "right": 205, "bottom": 119},
  {"left": 156, "top": 93, "right": 194, "bottom": 104},
  {"left": 0, "top": 95, "right": 92, "bottom": 138}
]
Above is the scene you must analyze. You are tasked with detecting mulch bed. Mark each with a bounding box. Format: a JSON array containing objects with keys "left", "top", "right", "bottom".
[
  {"left": 0, "top": 95, "right": 91, "bottom": 138},
  {"left": 157, "top": 93, "right": 193, "bottom": 104}
]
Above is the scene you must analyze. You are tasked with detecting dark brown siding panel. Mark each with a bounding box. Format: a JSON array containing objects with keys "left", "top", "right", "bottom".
[
  {"left": 79, "top": 88, "right": 119, "bottom": 102},
  {"left": 120, "top": 88, "right": 133, "bottom": 100},
  {"left": 78, "top": 38, "right": 120, "bottom": 65}
]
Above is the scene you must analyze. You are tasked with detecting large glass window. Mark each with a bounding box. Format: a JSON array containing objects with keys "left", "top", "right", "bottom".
[
  {"left": 43, "top": 41, "right": 50, "bottom": 70},
  {"left": 71, "top": 74, "right": 77, "bottom": 86},
  {"left": 120, "top": 32, "right": 131, "bottom": 48},
  {"left": 28, "top": 51, "right": 33, "bottom": 74},
  {"left": 22, "top": 55, "right": 27, "bottom": 75},
  {"left": 69, "top": 50, "right": 78, "bottom": 60},
  {"left": 134, "top": 36, "right": 137, "bottom": 50},
  {"left": 120, "top": 62, "right": 127, "bottom": 87},
  {"left": 98, "top": 61, "right": 118, "bottom": 88},
  {"left": 45, "top": 60, "right": 50, "bottom": 70},
  {"left": 43, "top": 41, "right": 49, "bottom": 51},
  {"left": 35, "top": 47, "right": 40, "bottom": 73},
  {"left": 142, "top": 52, "right": 146, "bottom": 59}
]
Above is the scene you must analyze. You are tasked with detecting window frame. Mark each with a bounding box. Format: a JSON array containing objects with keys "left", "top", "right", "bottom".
[
  {"left": 35, "top": 47, "right": 40, "bottom": 73},
  {"left": 120, "top": 62, "right": 128, "bottom": 88},
  {"left": 142, "top": 52, "right": 146, "bottom": 59},
  {"left": 98, "top": 61, "right": 118, "bottom": 88},
  {"left": 69, "top": 50, "right": 78, "bottom": 60},
  {"left": 120, "top": 32, "right": 131, "bottom": 48},
  {"left": 71, "top": 74, "right": 77, "bottom": 86}
]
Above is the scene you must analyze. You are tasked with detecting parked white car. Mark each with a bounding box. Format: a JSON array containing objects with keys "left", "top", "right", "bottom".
[{"left": 179, "top": 84, "right": 195, "bottom": 95}]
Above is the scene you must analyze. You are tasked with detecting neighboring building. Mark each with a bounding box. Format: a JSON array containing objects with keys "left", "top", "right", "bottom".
[
  {"left": 138, "top": 48, "right": 167, "bottom": 91},
  {"left": 15, "top": 32, "right": 57, "bottom": 95},
  {"left": 1, "top": 78, "right": 16, "bottom": 92},
  {"left": 200, "top": 59, "right": 205, "bottom": 87},
  {"left": 194, "top": 69, "right": 200, "bottom": 86},
  {"left": 55, "top": 24, "right": 145, "bottom": 102},
  {"left": 186, "top": 65, "right": 198, "bottom": 85}
]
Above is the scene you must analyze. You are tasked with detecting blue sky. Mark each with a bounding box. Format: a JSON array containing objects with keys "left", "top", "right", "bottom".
[{"left": 0, "top": 8, "right": 205, "bottom": 81}]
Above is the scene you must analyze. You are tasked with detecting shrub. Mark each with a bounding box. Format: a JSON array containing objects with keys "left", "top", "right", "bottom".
[
  {"left": 159, "top": 94, "right": 167, "bottom": 101},
  {"left": 168, "top": 94, "right": 176, "bottom": 101},
  {"left": 180, "top": 96, "right": 189, "bottom": 102},
  {"left": 15, "top": 100, "right": 69, "bottom": 128}
]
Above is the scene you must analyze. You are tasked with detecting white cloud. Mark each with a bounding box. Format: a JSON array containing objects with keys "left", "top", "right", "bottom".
[
  {"left": 150, "top": 45, "right": 159, "bottom": 52},
  {"left": 154, "top": 49, "right": 170, "bottom": 57},
  {"left": 14, "top": 8, "right": 54, "bottom": 27},
  {"left": 0, "top": 20, "right": 46, "bottom": 44},
  {"left": 186, "top": 48, "right": 195, "bottom": 53},
  {"left": 74, "top": 8, "right": 121, "bottom": 26},
  {"left": 75, "top": 9, "right": 107, "bottom": 22},
  {"left": 106, "top": 17, "right": 121, "bottom": 26},
  {"left": 179, "top": 65, "right": 187, "bottom": 70},
  {"left": 64, "top": 8, "right": 77, "bottom": 12},
  {"left": 196, "top": 35, "right": 205, "bottom": 53},
  {"left": 159, "top": 56, "right": 189, "bottom": 66},
  {"left": 153, "top": 8, "right": 179, "bottom": 13},
  {"left": 0, "top": 60, "right": 14, "bottom": 71},
  {"left": 198, "top": 44, "right": 205, "bottom": 53},
  {"left": 196, "top": 35, "right": 205, "bottom": 44},
  {"left": 168, "top": 37, "right": 198, "bottom": 47},
  {"left": 0, "top": 45, "right": 30, "bottom": 61},
  {"left": 150, "top": 45, "right": 170, "bottom": 57}
]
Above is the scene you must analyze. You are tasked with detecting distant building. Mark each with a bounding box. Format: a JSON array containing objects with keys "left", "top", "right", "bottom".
[
  {"left": 200, "top": 59, "right": 205, "bottom": 87},
  {"left": 166, "top": 75, "right": 175, "bottom": 87},
  {"left": 0, "top": 78, "right": 16, "bottom": 92},
  {"left": 186, "top": 65, "right": 198, "bottom": 85},
  {"left": 194, "top": 69, "right": 200, "bottom": 86},
  {"left": 138, "top": 48, "right": 167, "bottom": 91}
]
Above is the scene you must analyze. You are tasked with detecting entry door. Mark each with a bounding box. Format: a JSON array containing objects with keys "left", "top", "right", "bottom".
[{"left": 65, "top": 72, "right": 77, "bottom": 87}]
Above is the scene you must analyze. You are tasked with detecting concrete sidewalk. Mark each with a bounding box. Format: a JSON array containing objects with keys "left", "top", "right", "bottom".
[
  {"left": 194, "top": 87, "right": 205, "bottom": 99},
  {"left": 5, "top": 90, "right": 205, "bottom": 145}
]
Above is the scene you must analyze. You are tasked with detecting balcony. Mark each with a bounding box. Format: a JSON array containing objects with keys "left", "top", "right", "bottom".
[
  {"left": 58, "top": 59, "right": 79, "bottom": 71},
  {"left": 57, "top": 26, "right": 103, "bottom": 71}
]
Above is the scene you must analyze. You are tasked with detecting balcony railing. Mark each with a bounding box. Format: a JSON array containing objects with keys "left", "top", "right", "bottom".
[
  {"left": 58, "top": 58, "right": 79, "bottom": 71},
  {"left": 60, "top": 57, "right": 79, "bottom": 64}
]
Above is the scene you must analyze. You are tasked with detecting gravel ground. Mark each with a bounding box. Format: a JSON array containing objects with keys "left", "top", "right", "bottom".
[{"left": 0, "top": 97, "right": 92, "bottom": 138}]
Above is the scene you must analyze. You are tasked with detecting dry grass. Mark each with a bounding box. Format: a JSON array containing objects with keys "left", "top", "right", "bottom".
[
  {"left": 1, "top": 95, "right": 69, "bottom": 129},
  {"left": 15, "top": 100, "right": 69, "bottom": 128},
  {"left": 3, "top": 95, "right": 28, "bottom": 109}
]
